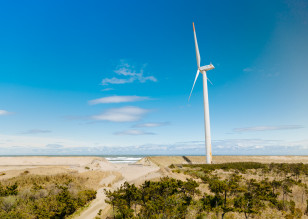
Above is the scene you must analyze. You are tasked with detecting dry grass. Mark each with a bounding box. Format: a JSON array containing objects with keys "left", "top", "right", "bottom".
[
  {"left": 78, "top": 171, "right": 113, "bottom": 190},
  {"left": 112, "top": 172, "right": 124, "bottom": 184},
  {"left": 0, "top": 170, "right": 115, "bottom": 191},
  {"left": 0, "top": 166, "right": 75, "bottom": 180}
]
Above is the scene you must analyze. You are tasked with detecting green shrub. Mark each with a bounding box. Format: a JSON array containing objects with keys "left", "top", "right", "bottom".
[
  {"left": 0, "top": 174, "right": 96, "bottom": 218},
  {"left": 105, "top": 177, "right": 200, "bottom": 218}
]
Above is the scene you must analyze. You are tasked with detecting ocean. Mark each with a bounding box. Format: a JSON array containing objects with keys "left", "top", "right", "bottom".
[{"left": 101, "top": 155, "right": 144, "bottom": 164}]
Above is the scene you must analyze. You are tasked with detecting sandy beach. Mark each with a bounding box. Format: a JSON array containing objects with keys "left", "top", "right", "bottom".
[{"left": 0, "top": 155, "right": 307, "bottom": 218}]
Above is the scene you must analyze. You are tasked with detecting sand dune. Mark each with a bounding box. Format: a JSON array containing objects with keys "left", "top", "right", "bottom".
[
  {"left": 141, "top": 155, "right": 308, "bottom": 167},
  {"left": 0, "top": 156, "right": 107, "bottom": 166}
]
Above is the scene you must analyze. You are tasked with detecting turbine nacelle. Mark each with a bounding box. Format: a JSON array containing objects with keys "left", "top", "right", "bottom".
[{"left": 199, "top": 63, "right": 215, "bottom": 72}]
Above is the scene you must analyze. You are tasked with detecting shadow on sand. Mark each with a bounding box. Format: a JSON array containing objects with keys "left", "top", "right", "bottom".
[{"left": 182, "top": 156, "right": 192, "bottom": 164}]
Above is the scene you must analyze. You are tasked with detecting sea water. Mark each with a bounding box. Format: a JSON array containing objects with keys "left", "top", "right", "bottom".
[{"left": 102, "top": 155, "right": 144, "bottom": 164}]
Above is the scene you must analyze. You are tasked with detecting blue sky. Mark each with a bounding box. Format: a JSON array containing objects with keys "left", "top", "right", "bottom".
[{"left": 0, "top": 0, "right": 307, "bottom": 155}]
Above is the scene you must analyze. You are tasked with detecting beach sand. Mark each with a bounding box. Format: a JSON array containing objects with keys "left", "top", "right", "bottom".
[{"left": 0, "top": 155, "right": 307, "bottom": 218}]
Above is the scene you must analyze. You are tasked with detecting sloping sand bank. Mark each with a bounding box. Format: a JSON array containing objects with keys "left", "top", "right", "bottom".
[
  {"left": 0, "top": 156, "right": 107, "bottom": 166},
  {"left": 140, "top": 156, "right": 308, "bottom": 167}
]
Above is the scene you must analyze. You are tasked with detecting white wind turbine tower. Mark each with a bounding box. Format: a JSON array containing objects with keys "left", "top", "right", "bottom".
[{"left": 189, "top": 22, "right": 215, "bottom": 164}]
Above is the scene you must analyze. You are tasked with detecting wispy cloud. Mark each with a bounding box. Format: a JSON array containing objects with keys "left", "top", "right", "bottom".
[
  {"left": 92, "top": 106, "right": 149, "bottom": 122},
  {"left": 102, "top": 77, "right": 134, "bottom": 85},
  {"left": 89, "top": 95, "right": 149, "bottom": 105},
  {"left": 102, "top": 62, "right": 157, "bottom": 85},
  {"left": 243, "top": 67, "right": 253, "bottom": 72},
  {"left": 213, "top": 138, "right": 308, "bottom": 154},
  {"left": 214, "top": 139, "right": 280, "bottom": 149},
  {"left": 101, "top": 88, "right": 114, "bottom": 92},
  {"left": 0, "top": 110, "right": 12, "bottom": 116},
  {"left": 21, "top": 129, "right": 52, "bottom": 135},
  {"left": 134, "top": 122, "right": 169, "bottom": 128},
  {"left": 114, "top": 129, "right": 155, "bottom": 135},
  {"left": 45, "top": 144, "right": 63, "bottom": 148},
  {"left": 234, "top": 125, "right": 304, "bottom": 132}
]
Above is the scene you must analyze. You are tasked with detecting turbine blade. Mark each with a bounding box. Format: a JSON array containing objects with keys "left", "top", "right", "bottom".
[
  {"left": 193, "top": 22, "right": 201, "bottom": 68},
  {"left": 188, "top": 69, "right": 200, "bottom": 101},
  {"left": 207, "top": 77, "right": 213, "bottom": 85}
]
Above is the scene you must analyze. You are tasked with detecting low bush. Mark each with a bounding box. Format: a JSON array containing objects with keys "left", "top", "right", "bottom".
[{"left": 0, "top": 174, "right": 96, "bottom": 218}]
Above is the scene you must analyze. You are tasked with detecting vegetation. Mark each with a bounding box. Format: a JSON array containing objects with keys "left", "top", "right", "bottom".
[
  {"left": 105, "top": 162, "right": 308, "bottom": 218},
  {"left": 105, "top": 177, "right": 200, "bottom": 218},
  {"left": 0, "top": 173, "right": 96, "bottom": 218}
]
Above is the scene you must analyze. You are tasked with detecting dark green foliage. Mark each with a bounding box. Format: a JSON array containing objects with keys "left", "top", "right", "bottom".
[
  {"left": 104, "top": 162, "right": 308, "bottom": 218},
  {"left": 105, "top": 182, "right": 138, "bottom": 218},
  {"left": 0, "top": 175, "right": 96, "bottom": 218},
  {"left": 31, "top": 185, "right": 96, "bottom": 218},
  {"left": 269, "top": 163, "right": 308, "bottom": 177},
  {"left": 206, "top": 174, "right": 244, "bottom": 218},
  {"left": 234, "top": 193, "right": 262, "bottom": 219},
  {"left": 233, "top": 178, "right": 279, "bottom": 219},
  {"left": 169, "top": 164, "right": 175, "bottom": 169},
  {"left": 183, "top": 162, "right": 308, "bottom": 177},
  {"left": 0, "top": 183, "right": 18, "bottom": 196},
  {"left": 183, "top": 162, "right": 267, "bottom": 173},
  {"left": 105, "top": 177, "right": 200, "bottom": 218}
]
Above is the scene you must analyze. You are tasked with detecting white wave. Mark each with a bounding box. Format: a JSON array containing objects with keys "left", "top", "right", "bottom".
[{"left": 105, "top": 156, "right": 142, "bottom": 163}]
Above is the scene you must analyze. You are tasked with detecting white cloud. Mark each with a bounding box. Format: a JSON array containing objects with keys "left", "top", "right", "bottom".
[
  {"left": 0, "top": 110, "right": 12, "bottom": 116},
  {"left": 102, "top": 77, "right": 135, "bottom": 85},
  {"left": 21, "top": 129, "right": 52, "bottom": 134},
  {"left": 134, "top": 122, "right": 168, "bottom": 127},
  {"left": 234, "top": 125, "right": 304, "bottom": 132},
  {"left": 89, "top": 95, "right": 149, "bottom": 105},
  {"left": 243, "top": 67, "right": 253, "bottom": 72},
  {"left": 92, "top": 106, "right": 148, "bottom": 122},
  {"left": 114, "top": 129, "right": 155, "bottom": 135},
  {"left": 102, "top": 62, "right": 157, "bottom": 85},
  {"left": 101, "top": 88, "right": 114, "bottom": 91}
]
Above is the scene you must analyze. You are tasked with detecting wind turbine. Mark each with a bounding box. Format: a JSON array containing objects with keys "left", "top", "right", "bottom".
[{"left": 188, "top": 22, "right": 214, "bottom": 164}]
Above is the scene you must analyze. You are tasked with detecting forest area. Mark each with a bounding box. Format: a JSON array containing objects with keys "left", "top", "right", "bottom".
[{"left": 104, "top": 162, "right": 308, "bottom": 219}]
